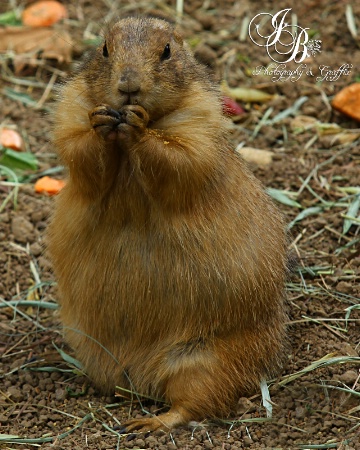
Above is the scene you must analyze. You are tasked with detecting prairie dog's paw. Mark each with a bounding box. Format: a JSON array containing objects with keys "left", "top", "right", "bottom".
[
  {"left": 120, "top": 406, "right": 191, "bottom": 433},
  {"left": 119, "top": 105, "right": 149, "bottom": 130},
  {"left": 117, "top": 105, "right": 150, "bottom": 147},
  {"left": 89, "top": 105, "right": 121, "bottom": 140}
]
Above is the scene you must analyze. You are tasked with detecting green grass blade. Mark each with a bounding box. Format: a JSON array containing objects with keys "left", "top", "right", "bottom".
[
  {"left": 343, "top": 193, "right": 360, "bottom": 234},
  {"left": 278, "top": 355, "right": 360, "bottom": 386},
  {"left": 0, "top": 10, "right": 21, "bottom": 25},
  {"left": 0, "top": 300, "right": 58, "bottom": 310},
  {"left": 53, "top": 342, "right": 84, "bottom": 370},
  {"left": 0, "top": 148, "right": 38, "bottom": 171},
  {"left": 287, "top": 206, "right": 324, "bottom": 229},
  {"left": 267, "top": 188, "right": 302, "bottom": 208}
]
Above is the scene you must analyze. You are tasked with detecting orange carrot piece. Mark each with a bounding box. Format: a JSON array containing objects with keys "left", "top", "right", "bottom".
[
  {"left": 35, "top": 176, "right": 65, "bottom": 195},
  {"left": 0, "top": 128, "right": 24, "bottom": 151},
  {"left": 332, "top": 83, "right": 360, "bottom": 122},
  {"left": 22, "top": 1, "right": 68, "bottom": 27}
]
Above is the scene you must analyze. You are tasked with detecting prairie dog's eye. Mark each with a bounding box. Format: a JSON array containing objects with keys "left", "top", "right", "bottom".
[
  {"left": 103, "top": 42, "right": 109, "bottom": 58},
  {"left": 160, "top": 43, "right": 171, "bottom": 61}
]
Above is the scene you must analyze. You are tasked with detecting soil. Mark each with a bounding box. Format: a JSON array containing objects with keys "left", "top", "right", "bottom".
[{"left": 0, "top": 0, "right": 360, "bottom": 449}]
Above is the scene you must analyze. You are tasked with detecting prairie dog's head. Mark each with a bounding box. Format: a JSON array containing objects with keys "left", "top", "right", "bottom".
[{"left": 81, "top": 17, "right": 199, "bottom": 120}]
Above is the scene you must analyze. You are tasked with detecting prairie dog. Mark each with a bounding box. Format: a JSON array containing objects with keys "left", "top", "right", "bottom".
[{"left": 48, "top": 17, "right": 288, "bottom": 432}]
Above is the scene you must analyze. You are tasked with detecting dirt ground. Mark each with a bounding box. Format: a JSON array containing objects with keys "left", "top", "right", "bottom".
[{"left": 1, "top": 0, "right": 360, "bottom": 449}]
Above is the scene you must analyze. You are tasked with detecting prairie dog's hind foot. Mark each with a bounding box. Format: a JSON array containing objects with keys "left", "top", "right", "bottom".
[{"left": 122, "top": 405, "right": 192, "bottom": 432}]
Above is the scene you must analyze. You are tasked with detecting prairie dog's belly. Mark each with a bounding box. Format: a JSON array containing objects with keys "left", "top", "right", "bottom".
[
  {"left": 53, "top": 178, "right": 284, "bottom": 345},
  {"left": 59, "top": 223, "right": 218, "bottom": 319}
]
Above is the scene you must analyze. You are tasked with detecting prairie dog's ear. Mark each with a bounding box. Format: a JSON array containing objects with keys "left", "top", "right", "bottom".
[{"left": 173, "top": 29, "right": 183, "bottom": 45}]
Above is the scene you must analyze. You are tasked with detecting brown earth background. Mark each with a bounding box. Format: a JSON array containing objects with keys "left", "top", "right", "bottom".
[{"left": 0, "top": 0, "right": 360, "bottom": 449}]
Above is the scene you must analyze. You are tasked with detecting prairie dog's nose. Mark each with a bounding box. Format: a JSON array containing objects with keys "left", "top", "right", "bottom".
[{"left": 118, "top": 68, "right": 141, "bottom": 94}]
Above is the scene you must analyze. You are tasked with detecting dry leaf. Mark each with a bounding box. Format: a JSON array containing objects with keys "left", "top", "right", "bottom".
[
  {"left": 236, "top": 147, "right": 274, "bottom": 166},
  {"left": 221, "top": 81, "right": 274, "bottom": 103},
  {"left": 315, "top": 122, "right": 342, "bottom": 135},
  {"left": 0, "top": 26, "right": 72, "bottom": 71},
  {"left": 319, "top": 131, "right": 360, "bottom": 147},
  {"left": 331, "top": 131, "right": 360, "bottom": 145},
  {"left": 290, "top": 115, "right": 319, "bottom": 133},
  {"left": 313, "top": 121, "right": 360, "bottom": 147}
]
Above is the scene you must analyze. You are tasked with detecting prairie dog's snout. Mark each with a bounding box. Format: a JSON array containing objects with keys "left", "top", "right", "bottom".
[{"left": 118, "top": 67, "right": 141, "bottom": 98}]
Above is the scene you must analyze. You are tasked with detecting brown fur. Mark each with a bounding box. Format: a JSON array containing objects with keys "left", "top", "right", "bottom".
[{"left": 47, "top": 17, "right": 288, "bottom": 431}]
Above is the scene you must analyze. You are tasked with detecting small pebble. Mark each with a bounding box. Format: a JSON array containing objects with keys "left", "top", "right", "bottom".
[
  {"left": 0, "top": 414, "right": 8, "bottom": 424},
  {"left": 11, "top": 215, "right": 34, "bottom": 243},
  {"left": 339, "top": 370, "right": 358, "bottom": 385},
  {"left": 243, "top": 436, "right": 253, "bottom": 447},
  {"left": 55, "top": 388, "right": 67, "bottom": 400},
  {"left": 295, "top": 406, "right": 306, "bottom": 419},
  {"left": 336, "top": 281, "right": 353, "bottom": 294},
  {"left": 7, "top": 386, "right": 23, "bottom": 402},
  {"left": 30, "top": 242, "right": 43, "bottom": 256},
  {"left": 237, "top": 397, "right": 255, "bottom": 414}
]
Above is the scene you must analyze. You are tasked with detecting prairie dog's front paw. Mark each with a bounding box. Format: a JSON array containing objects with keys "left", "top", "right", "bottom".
[
  {"left": 117, "top": 105, "right": 149, "bottom": 148},
  {"left": 89, "top": 105, "right": 121, "bottom": 140},
  {"left": 119, "top": 105, "right": 149, "bottom": 130}
]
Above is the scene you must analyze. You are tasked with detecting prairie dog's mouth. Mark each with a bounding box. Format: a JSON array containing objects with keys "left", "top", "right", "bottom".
[{"left": 120, "top": 93, "right": 140, "bottom": 107}]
